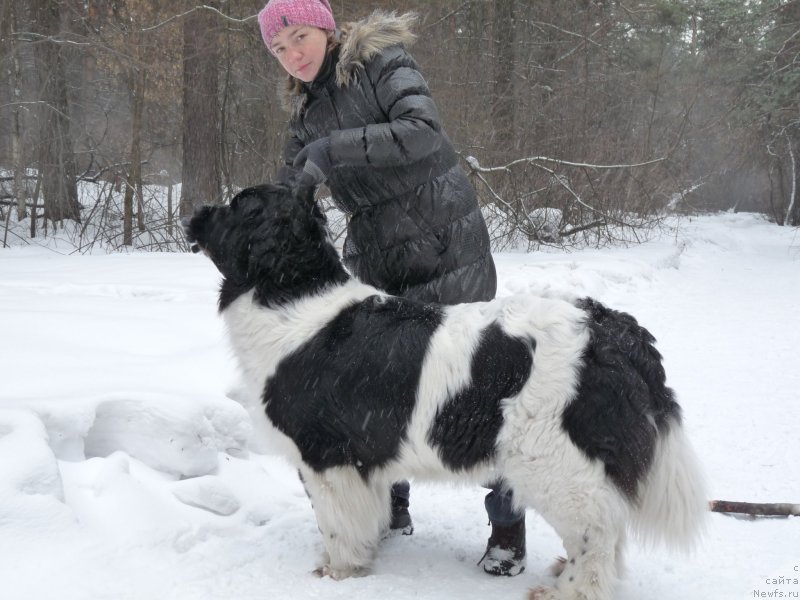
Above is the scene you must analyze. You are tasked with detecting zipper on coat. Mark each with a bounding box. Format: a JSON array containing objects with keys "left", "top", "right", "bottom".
[{"left": 320, "top": 87, "right": 342, "bottom": 130}]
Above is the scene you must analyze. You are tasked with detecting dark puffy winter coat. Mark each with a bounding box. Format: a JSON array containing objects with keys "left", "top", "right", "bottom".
[{"left": 277, "top": 12, "right": 496, "bottom": 305}]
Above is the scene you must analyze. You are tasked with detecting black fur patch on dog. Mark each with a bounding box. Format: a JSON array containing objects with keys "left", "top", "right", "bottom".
[
  {"left": 428, "top": 323, "right": 534, "bottom": 471},
  {"left": 562, "top": 298, "right": 681, "bottom": 499},
  {"left": 264, "top": 295, "right": 444, "bottom": 478}
]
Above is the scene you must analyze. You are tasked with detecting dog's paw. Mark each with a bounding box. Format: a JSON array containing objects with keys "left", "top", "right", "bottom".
[
  {"left": 381, "top": 523, "right": 414, "bottom": 539},
  {"left": 528, "top": 586, "right": 561, "bottom": 600},
  {"left": 549, "top": 556, "right": 568, "bottom": 576},
  {"left": 312, "top": 564, "right": 363, "bottom": 581}
]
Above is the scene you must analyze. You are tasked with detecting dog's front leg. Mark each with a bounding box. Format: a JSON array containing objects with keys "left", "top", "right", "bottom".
[{"left": 301, "top": 466, "right": 390, "bottom": 580}]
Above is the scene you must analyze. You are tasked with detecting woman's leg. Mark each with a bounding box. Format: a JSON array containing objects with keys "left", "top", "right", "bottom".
[
  {"left": 389, "top": 480, "right": 413, "bottom": 534},
  {"left": 478, "top": 479, "right": 527, "bottom": 576}
]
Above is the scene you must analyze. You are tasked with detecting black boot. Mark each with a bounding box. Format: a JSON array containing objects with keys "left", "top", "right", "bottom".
[
  {"left": 477, "top": 516, "right": 526, "bottom": 576},
  {"left": 389, "top": 493, "right": 414, "bottom": 535}
]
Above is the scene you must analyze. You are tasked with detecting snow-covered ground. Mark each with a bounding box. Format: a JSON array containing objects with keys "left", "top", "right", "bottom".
[{"left": 1, "top": 213, "right": 798, "bottom": 600}]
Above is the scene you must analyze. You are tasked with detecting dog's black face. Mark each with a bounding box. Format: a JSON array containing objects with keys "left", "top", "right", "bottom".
[
  {"left": 184, "top": 184, "right": 287, "bottom": 282},
  {"left": 184, "top": 183, "right": 348, "bottom": 310}
]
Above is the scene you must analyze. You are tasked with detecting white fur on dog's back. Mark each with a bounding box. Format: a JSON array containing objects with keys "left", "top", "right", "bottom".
[
  {"left": 632, "top": 423, "right": 708, "bottom": 550},
  {"left": 223, "top": 280, "right": 381, "bottom": 383},
  {"left": 400, "top": 295, "right": 590, "bottom": 482}
]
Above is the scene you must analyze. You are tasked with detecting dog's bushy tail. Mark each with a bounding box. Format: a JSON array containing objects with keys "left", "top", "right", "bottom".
[{"left": 631, "top": 420, "right": 708, "bottom": 551}]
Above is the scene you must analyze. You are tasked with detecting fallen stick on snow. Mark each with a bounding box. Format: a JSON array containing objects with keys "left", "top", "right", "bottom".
[{"left": 709, "top": 500, "right": 800, "bottom": 518}]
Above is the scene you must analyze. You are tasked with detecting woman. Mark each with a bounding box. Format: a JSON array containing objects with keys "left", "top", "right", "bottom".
[{"left": 258, "top": 0, "right": 526, "bottom": 576}]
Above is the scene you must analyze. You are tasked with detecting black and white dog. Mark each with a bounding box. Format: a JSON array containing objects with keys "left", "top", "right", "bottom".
[{"left": 185, "top": 184, "right": 707, "bottom": 600}]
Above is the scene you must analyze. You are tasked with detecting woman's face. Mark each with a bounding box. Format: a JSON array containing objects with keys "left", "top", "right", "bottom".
[{"left": 271, "top": 25, "right": 330, "bottom": 82}]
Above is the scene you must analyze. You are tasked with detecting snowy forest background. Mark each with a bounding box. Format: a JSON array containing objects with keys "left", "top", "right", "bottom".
[{"left": 1, "top": 0, "right": 798, "bottom": 252}]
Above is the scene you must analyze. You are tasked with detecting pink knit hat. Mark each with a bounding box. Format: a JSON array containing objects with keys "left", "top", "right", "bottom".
[{"left": 258, "top": 0, "right": 336, "bottom": 54}]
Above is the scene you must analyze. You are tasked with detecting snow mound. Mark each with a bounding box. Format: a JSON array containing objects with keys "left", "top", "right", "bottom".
[
  {"left": 172, "top": 475, "right": 241, "bottom": 516},
  {"left": 32, "top": 402, "right": 98, "bottom": 461},
  {"left": 84, "top": 394, "right": 251, "bottom": 477},
  {"left": 0, "top": 409, "right": 73, "bottom": 531},
  {"left": 0, "top": 409, "right": 65, "bottom": 500}
]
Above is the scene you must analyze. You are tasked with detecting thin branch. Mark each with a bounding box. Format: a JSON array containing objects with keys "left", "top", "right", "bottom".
[
  {"left": 11, "top": 31, "right": 93, "bottom": 47},
  {"left": 465, "top": 154, "right": 662, "bottom": 234},
  {"left": 468, "top": 167, "right": 541, "bottom": 238},
  {"left": 140, "top": 5, "right": 257, "bottom": 33},
  {"left": 421, "top": 3, "right": 470, "bottom": 31},
  {"left": 530, "top": 21, "right": 603, "bottom": 48},
  {"left": 466, "top": 155, "right": 667, "bottom": 174},
  {"left": 0, "top": 100, "right": 71, "bottom": 121},
  {"left": 533, "top": 162, "right": 619, "bottom": 223},
  {"left": 561, "top": 220, "right": 608, "bottom": 237},
  {"left": 774, "top": 27, "right": 800, "bottom": 59}
]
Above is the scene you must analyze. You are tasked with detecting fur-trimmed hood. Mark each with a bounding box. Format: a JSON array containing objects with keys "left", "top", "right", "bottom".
[
  {"left": 280, "top": 11, "right": 418, "bottom": 118},
  {"left": 334, "top": 11, "right": 417, "bottom": 86}
]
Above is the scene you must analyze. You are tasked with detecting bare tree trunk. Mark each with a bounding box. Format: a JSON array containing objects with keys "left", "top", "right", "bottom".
[
  {"left": 12, "top": 108, "right": 26, "bottom": 220},
  {"left": 180, "top": 3, "right": 222, "bottom": 216},
  {"left": 220, "top": 22, "right": 233, "bottom": 202},
  {"left": 783, "top": 131, "right": 797, "bottom": 227},
  {"left": 645, "top": 42, "right": 666, "bottom": 158},
  {"left": 4, "top": 0, "right": 27, "bottom": 220},
  {"left": 123, "top": 178, "right": 133, "bottom": 246},
  {"left": 32, "top": 0, "right": 80, "bottom": 224},
  {"left": 491, "top": 0, "right": 516, "bottom": 153},
  {"left": 133, "top": 28, "right": 148, "bottom": 234},
  {"left": 31, "top": 171, "right": 41, "bottom": 238},
  {"left": 123, "top": 96, "right": 143, "bottom": 246},
  {"left": 167, "top": 182, "right": 174, "bottom": 236},
  {"left": 132, "top": 40, "right": 147, "bottom": 237}
]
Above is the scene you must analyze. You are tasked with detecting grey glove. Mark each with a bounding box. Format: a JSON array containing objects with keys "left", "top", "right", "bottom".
[{"left": 293, "top": 137, "right": 333, "bottom": 186}]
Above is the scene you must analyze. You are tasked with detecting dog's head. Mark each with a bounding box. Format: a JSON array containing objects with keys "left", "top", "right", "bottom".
[{"left": 183, "top": 183, "right": 347, "bottom": 310}]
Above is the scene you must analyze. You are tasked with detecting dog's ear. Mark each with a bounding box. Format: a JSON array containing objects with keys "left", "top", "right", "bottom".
[
  {"left": 292, "top": 184, "right": 316, "bottom": 209},
  {"left": 182, "top": 205, "right": 216, "bottom": 253},
  {"left": 231, "top": 186, "right": 264, "bottom": 212}
]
